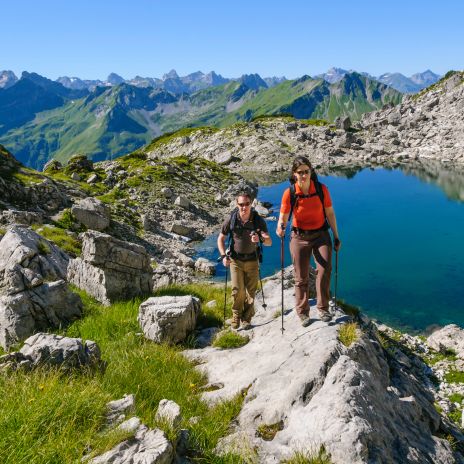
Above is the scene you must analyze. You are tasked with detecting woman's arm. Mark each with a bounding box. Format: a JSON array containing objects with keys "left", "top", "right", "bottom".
[{"left": 325, "top": 206, "right": 341, "bottom": 250}]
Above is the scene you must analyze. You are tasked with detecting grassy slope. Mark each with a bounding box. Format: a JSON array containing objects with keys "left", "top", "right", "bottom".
[{"left": 0, "top": 284, "right": 247, "bottom": 464}]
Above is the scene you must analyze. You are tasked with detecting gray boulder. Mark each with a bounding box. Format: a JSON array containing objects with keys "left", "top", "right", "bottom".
[
  {"left": 174, "top": 196, "right": 190, "bottom": 209},
  {"left": 138, "top": 295, "right": 200, "bottom": 344},
  {"left": 0, "top": 226, "right": 82, "bottom": 349},
  {"left": 427, "top": 324, "right": 464, "bottom": 359},
  {"left": 0, "top": 209, "right": 43, "bottom": 226},
  {"left": 335, "top": 116, "right": 351, "bottom": 131},
  {"left": 194, "top": 257, "right": 216, "bottom": 275},
  {"left": 0, "top": 333, "right": 100, "bottom": 371},
  {"left": 155, "top": 399, "right": 182, "bottom": 429},
  {"left": 67, "top": 231, "right": 153, "bottom": 305},
  {"left": 170, "top": 223, "right": 194, "bottom": 237},
  {"left": 71, "top": 197, "right": 110, "bottom": 231},
  {"left": 106, "top": 394, "right": 136, "bottom": 427},
  {"left": 88, "top": 424, "right": 173, "bottom": 464}
]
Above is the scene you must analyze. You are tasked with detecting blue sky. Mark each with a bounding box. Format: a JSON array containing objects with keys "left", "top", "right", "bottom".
[{"left": 2, "top": 0, "right": 463, "bottom": 80}]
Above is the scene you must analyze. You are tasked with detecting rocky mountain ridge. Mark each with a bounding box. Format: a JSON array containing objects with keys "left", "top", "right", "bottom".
[{"left": 0, "top": 72, "right": 402, "bottom": 170}]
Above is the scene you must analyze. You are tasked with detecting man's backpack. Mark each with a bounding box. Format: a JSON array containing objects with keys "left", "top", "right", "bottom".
[
  {"left": 227, "top": 207, "right": 264, "bottom": 262},
  {"left": 288, "top": 171, "right": 329, "bottom": 230}
]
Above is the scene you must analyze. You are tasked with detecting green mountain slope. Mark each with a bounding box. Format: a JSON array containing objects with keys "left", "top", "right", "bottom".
[{"left": 0, "top": 73, "right": 402, "bottom": 170}]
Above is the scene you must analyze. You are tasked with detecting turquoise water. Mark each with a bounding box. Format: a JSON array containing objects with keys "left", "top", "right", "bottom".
[{"left": 196, "top": 167, "right": 464, "bottom": 333}]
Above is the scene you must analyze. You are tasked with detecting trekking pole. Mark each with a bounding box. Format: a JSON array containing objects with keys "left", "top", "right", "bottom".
[
  {"left": 252, "top": 232, "right": 267, "bottom": 310},
  {"left": 217, "top": 253, "right": 230, "bottom": 328},
  {"left": 331, "top": 242, "right": 339, "bottom": 313},
  {"left": 280, "top": 224, "right": 285, "bottom": 334}
]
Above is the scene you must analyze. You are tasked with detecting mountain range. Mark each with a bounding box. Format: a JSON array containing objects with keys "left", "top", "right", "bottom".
[
  {"left": 0, "top": 69, "right": 404, "bottom": 170},
  {"left": 1, "top": 67, "right": 440, "bottom": 94}
]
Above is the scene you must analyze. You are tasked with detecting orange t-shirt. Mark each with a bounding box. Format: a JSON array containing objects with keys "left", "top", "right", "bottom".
[{"left": 280, "top": 182, "right": 332, "bottom": 230}]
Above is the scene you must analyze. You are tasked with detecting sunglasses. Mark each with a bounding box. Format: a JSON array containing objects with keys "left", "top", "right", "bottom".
[
  {"left": 295, "top": 169, "right": 310, "bottom": 175},
  {"left": 238, "top": 202, "right": 251, "bottom": 207}
]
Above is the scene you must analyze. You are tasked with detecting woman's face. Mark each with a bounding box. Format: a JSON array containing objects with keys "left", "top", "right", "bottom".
[{"left": 294, "top": 164, "right": 311, "bottom": 181}]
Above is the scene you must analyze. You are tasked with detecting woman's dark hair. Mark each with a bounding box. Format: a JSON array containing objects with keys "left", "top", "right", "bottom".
[{"left": 289, "top": 156, "right": 317, "bottom": 185}]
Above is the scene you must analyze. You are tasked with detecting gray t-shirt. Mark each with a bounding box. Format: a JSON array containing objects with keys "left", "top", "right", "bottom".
[{"left": 221, "top": 210, "right": 268, "bottom": 255}]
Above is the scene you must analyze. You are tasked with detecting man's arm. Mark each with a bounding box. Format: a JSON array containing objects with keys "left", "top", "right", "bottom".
[{"left": 217, "top": 232, "right": 231, "bottom": 266}]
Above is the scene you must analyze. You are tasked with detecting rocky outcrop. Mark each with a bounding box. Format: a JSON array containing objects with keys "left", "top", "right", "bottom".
[
  {"left": 106, "top": 394, "right": 136, "bottom": 427},
  {"left": 0, "top": 333, "right": 101, "bottom": 371},
  {"left": 88, "top": 425, "right": 173, "bottom": 464},
  {"left": 0, "top": 209, "right": 43, "bottom": 226},
  {"left": 71, "top": 197, "right": 110, "bottom": 231},
  {"left": 138, "top": 295, "right": 200, "bottom": 344},
  {"left": 0, "top": 226, "right": 82, "bottom": 349},
  {"left": 184, "top": 270, "right": 463, "bottom": 463},
  {"left": 427, "top": 324, "right": 464, "bottom": 358},
  {"left": 68, "top": 231, "right": 153, "bottom": 305}
]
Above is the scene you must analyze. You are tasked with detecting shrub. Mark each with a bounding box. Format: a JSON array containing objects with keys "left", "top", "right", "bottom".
[
  {"left": 281, "top": 445, "right": 332, "bottom": 464},
  {"left": 37, "top": 240, "right": 51, "bottom": 255},
  {"left": 212, "top": 330, "right": 249, "bottom": 349},
  {"left": 338, "top": 323, "right": 359, "bottom": 347}
]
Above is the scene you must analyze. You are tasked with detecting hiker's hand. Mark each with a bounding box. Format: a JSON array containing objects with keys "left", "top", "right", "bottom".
[
  {"left": 334, "top": 238, "right": 341, "bottom": 251},
  {"left": 250, "top": 231, "right": 260, "bottom": 243},
  {"left": 276, "top": 225, "right": 286, "bottom": 238},
  {"left": 222, "top": 256, "right": 231, "bottom": 267}
]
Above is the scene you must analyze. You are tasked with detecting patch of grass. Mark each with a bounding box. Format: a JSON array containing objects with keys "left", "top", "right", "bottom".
[
  {"left": 273, "top": 309, "right": 282, "bottom": 319},
  {"left": 0, "top": 286, "right": 247, "bottom": 462},
  {"left": 281, "top": 445, "right": 332, "bottom": 464},
  {"left": 338, "top": 322, "right": 359, "bottom": 347},
  {"left": 0, "top": 227, "right": 6, "bottom": 236},
  {"left": 425, "top": 348, "right": 458, "bottom": 366},
  {"left": 299, "top": 118, "right": 329, "bottom": 127},
  {"left": 37, "top": 240, "right": 51, "bottom": 255},
  {"left": 32, "top": 224, "right": 82, "bottom": 257},
  {"left": 444, "top": 370, "right": 464, "bottom": 384},
  {"left": 212, "top": 330, "right": 249, "bottom": 349},
  {"left": 256, "top": 421, "right": 283, "bottom": 441}
]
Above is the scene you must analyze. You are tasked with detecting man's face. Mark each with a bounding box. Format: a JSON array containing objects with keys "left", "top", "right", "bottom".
[{"left": 237, "top": 195, "right": 251, "bottom": 212}]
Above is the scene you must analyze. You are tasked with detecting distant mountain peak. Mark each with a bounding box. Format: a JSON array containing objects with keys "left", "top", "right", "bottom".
[
  {"left": 239, "top": 74, "right": 268, "bottom": 90},
  {"left": 107, "top": 73, "right": 125, "bottom": 85},
  {"left": 163, "top": 69, "right": 179, "bottom": 80},
  {"left": 0, "top": 70, "right": 18, "bottom": 89}
]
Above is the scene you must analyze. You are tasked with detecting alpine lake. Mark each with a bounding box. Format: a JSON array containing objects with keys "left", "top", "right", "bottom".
[{"left": 195, "top": 161, "right": 464, "bottom": 334}]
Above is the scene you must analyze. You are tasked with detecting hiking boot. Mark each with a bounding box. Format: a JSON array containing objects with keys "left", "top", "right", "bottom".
[
  {"left": 241, "top": 321, "right": 252, "bottom": 330},
  {"left": 300, "top": 316, "right": 312, "bottom": 327},
  {"left": 319, "top": 311, "right": 332, "bottom": 323}
]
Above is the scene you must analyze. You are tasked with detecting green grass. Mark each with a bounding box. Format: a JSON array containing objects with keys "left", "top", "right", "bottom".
[
  {"left": 256, "top": 422, "right": 283, "bottom": 441},
  {"left": 281, "top": 445, "right": 332, "bottom": 464},
  {"left": 0, "top": 286, "right": 246, "bottom": 463},
  {"left": 338, "top": 323, "right": 359, "bottom": 347},
  {"left": 425, "top": 348, "right": 458, "bottom": 366},
  {"left": 212, "top": 330, "right": 249, "bottom": 349},
  {"left": 36, "top": 240, "right": 51, "bottom": 255},
  {"left": 444, "top": 370, "right": 464, "bottom": 384},
  {"left": 32, "top": 225, "right": 82, "bottom": 257}
]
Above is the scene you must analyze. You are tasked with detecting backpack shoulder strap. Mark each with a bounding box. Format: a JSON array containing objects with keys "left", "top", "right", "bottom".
[{"left": 288, "top": 185, "right": 297, "bottom": 224}]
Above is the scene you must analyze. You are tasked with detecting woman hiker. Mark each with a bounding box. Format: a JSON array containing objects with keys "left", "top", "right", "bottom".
[
  {"left": 276, "top": 156, "right": 341, "bottom": 327},
  {"left": 217, "top": 191, "right": 272, "bottom": 330}
]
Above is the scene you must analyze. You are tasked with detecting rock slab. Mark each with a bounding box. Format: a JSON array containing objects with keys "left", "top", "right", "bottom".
[
  {"left": 0, "top": 226, "right": 82, "bottom": 349},
  {"left": 138, "top": 295, "right": 200, "bottom": 344},
  {"left": 67, "top": 230, "right": 153, "bottom": 305}
]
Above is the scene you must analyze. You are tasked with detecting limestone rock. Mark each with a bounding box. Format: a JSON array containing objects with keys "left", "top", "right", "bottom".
[
  {"left": 0, "top": 210, "right": 43, "bottom": 226},
  {"left": 427, "top": 324, "right": 464, "bottom": 359},
  {"left": 67, "top": 231, "right": 153, "bottom": 305},
  {"left": 170, "top": 223, "right": 194, "bottom": 237},
  {"left": 71, "top": 197, "right": 110, "bottom": 231},
  {"left": 0, "top": 226, "right": 82, "bottom": 349},
  {"left": 138, "top": 295, "right": 200, "bottom": 344},
  {"left": 335, "top": 116, "right": 351, "bottom": 131},
  {"left": 194, "top": 257, "right": 216, "bottom": 275},
  {"left": 155, "top": 399, "right": 182, "bottom": 429},
  {"left": 174, "top": 196, "right": 190, "bottom": 209},
  {"left": 43, "top": 159, "right": 62, "bottom": 172},
  {"left": 71, "top": 172, "right": 81, "bottom": 181},
  {"left": 184, "top": 268, "right": 459, "bottom": 463},
  {"left": 88, "top": 425, "right": 173, "bottom": 464},
  {"left": 0, "top": 333, "right": 100, "bottom": 370},
  {"left": 106, "top": 394, "right": 136, "bottom": 427}
]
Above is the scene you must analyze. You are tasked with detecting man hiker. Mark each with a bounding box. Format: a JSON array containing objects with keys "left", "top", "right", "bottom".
[{"left": 217, "top": 191, "right": 272, "bottom": 330}]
